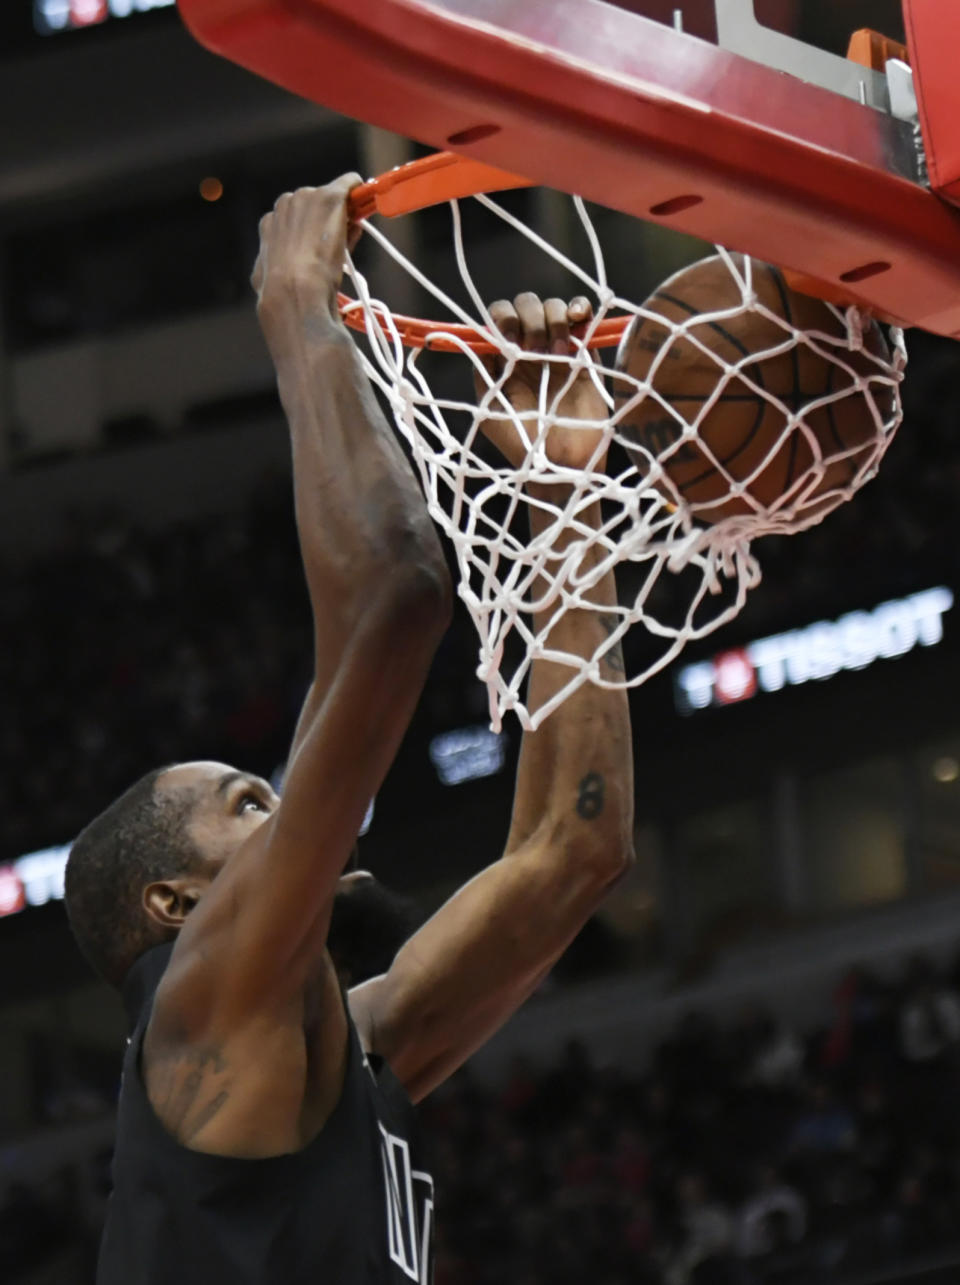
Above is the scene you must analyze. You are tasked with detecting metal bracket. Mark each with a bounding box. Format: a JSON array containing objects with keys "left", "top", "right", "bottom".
[
  {"left": 713, "top": 0, "right": 891, "bottom": 114},
  {"left": 886, "top": 58, "right": 918, "bottom": 124},
  {"left": 886, "top": 57, "right": 929, "bottom": 187}
]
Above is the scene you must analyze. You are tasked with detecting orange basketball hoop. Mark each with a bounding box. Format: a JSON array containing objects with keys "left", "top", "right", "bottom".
[{"left": 340, "top": 152, "right": 630, "bottom": 353}]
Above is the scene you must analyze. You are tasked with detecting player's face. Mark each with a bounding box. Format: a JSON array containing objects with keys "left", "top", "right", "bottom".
[
  {"left": 156, "top": 762, "right": 370, "bottom": 891},
  {"left": 156, "top": 761, "right": 279, "bottom": 875},
  {"left": 156, "top": 762, "right": 405, "bottom": 981}
]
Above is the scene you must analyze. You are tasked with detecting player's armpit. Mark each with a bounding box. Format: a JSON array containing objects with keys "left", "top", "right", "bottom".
[{"left": 349, "top": 806, "right": 633, "bottom": 1104}]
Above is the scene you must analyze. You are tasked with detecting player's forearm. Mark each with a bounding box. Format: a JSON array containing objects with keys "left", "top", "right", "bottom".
[
  {"left": 507, "top": 489, "right": 634, "bottom": 864},
  {"left": 357, "top": 591, "right": 633, "bottom": 1099},
  {"left": 272, "top": 318, "right": 448, "bottom": 617},
  {"left": 360, "top": 833, "right": 627, "bottom": 1102}
]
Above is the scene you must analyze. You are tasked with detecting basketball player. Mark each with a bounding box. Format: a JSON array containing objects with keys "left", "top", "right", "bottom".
[{"left": 65, "top": 176, "right": 634, "bottom": 1284}]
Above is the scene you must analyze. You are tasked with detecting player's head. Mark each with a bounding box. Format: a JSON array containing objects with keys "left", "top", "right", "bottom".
[{"left": 66, "top": 760, "right": 411, "bottom": 988}]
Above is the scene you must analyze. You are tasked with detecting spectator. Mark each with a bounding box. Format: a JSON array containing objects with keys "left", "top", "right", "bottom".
[
  {"left": 788, "top": 1081, "right": 856, "bottom": 1155},
  {"left": 742, "top": 1013, "right": 804, "bottom": 1090},
  {"left": 663, "top": 1172, "right": 734, "bottom": 1285},
  {"left": 736, "top": 1165, "right": 806, "bottom": 1260},
  {"left": 897, "top": 957, "right": 960, "bottom": 1064}
]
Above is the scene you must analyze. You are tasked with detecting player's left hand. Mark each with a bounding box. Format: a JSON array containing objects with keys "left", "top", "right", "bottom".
[
  {"left": 251, "top": 175, "right": 364, "bottom": 354},
  {"left": 475, "top": 293, "right": 609, "bottom": 472}
]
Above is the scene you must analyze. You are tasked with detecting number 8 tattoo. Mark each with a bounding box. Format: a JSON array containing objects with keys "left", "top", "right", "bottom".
[{"left": 576, "top": 772, "right": 605, "bottom": 820}]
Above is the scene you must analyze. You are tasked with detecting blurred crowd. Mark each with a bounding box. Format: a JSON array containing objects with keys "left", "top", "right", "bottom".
[
  {"left": 423, "top": 951, "right": 960, "bottom": 1285},
  {"left": 0, "top": 476, "right": 495, "bottom": 864},
  {"left": 0, "top": 485, "right": 313, "bottom": 863},
  {"left": 8, "top": 951, "right": 960, "bottom": 1283}
]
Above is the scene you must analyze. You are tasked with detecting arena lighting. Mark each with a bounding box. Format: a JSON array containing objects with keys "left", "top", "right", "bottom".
[
  {"left": 932, "top": 756, "right": 960, "bottom": 785},
  {"left": 429, "top": 726, "right": 506, "bottom": 786},
  {"left": 674, "top": 587, "right": 954, "bottom": 716},
  {"left": 33, "top": 0, "right": 174, "bottom": 35},
  {"left": 0, "top": 843, "right": 71, "bottom": 920},
  {"left": 359, "top": 797, "right": 375, "bottom": 836}
]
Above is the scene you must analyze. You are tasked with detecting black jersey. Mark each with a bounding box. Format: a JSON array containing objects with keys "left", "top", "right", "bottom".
[{"left": 97, "top": 943, "right": 434, "bottom": 1285}]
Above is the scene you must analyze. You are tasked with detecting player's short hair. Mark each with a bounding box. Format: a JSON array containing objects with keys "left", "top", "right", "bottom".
[{"left": 65, "top": 767, "right": 205, "bottom": 987}]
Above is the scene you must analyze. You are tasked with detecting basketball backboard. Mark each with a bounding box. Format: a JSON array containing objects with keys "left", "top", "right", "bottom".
[{"left": 177, "top": 0, "right": 960, "bottom": 338}]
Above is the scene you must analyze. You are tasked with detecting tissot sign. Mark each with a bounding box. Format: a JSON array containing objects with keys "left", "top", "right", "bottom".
[
  {"left": 675, "top": 587, "right": 954, "bottom": 715},
  {"left": 34, "top": 0, "right": 174, "bottom": 34}
]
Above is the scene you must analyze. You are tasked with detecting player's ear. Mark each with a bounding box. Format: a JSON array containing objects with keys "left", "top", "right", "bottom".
[{"left": 142, "top": 878, "right": 209, "bottom": 929}]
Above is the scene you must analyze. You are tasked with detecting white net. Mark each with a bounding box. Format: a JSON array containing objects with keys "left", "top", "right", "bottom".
[{"left": 342, "top": 193, "right": 907, "bottom": 731}]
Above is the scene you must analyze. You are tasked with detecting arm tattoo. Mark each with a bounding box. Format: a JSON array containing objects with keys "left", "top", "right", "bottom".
[
  {"left": 596, "top": 613, "right": 625, "bottom": 675},
  {"left": 576, "top": 772, "right": 606, "bottom": 820},
  {"left": 151, "top": 1045, "right": 230, "bottom": 1141},
  {"left": 184, "top": 1090, "right": 230, "bottom": 1140}
]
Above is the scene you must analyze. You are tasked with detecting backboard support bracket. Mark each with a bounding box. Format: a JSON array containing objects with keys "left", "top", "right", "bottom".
[{"left": 714, "top": 0, "right": 891, "bottom": 115}]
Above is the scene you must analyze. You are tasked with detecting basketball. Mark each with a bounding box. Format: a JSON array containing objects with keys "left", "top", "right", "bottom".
[{"left": 614, "top": 254, "right": 895, "bottom": 525}]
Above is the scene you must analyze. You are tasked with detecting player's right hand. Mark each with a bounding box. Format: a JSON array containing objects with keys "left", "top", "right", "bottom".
[
  {"left": 475, "top": 293, "right": 609, "bottom": 473},
  {"left": 252, "top": 174, "right": 363, "bottom": 347}
]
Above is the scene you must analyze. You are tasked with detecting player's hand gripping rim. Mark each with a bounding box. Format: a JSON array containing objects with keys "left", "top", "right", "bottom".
[
  {"left": 251, "top": 174, "right": 365, "bottom": 345},
  {"left": 475, "top": 293, "right": 610, "bottom": 474}
]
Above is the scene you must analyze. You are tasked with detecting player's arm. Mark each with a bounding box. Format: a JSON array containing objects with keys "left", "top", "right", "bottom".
[
  {"left": 155, "top": 181, "right": 451, "bottom": 1030},
  {"left": 350, "top": 295, "right": 634, "bottom": 1101}
]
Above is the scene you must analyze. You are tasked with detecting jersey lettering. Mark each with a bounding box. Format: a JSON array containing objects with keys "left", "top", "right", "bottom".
[{"left": 379, "top": 1124, "right": 434, "bottom": 1284}]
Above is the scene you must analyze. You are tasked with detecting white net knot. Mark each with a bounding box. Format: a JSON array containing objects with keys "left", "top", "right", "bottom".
[
  {"left": 397, "top": 378, "right": 417, "bottom": 423},
  {"left": 844, "top": 305, "right": 867, "bottom": 352}
]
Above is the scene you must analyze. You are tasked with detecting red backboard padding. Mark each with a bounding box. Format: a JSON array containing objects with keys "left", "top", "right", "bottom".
[
  {"left": 904, "top": 0, "right": 960, "bottom": 208},
  {"left": 176, "top": 0, "right": 960, "bottom": 339}
]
